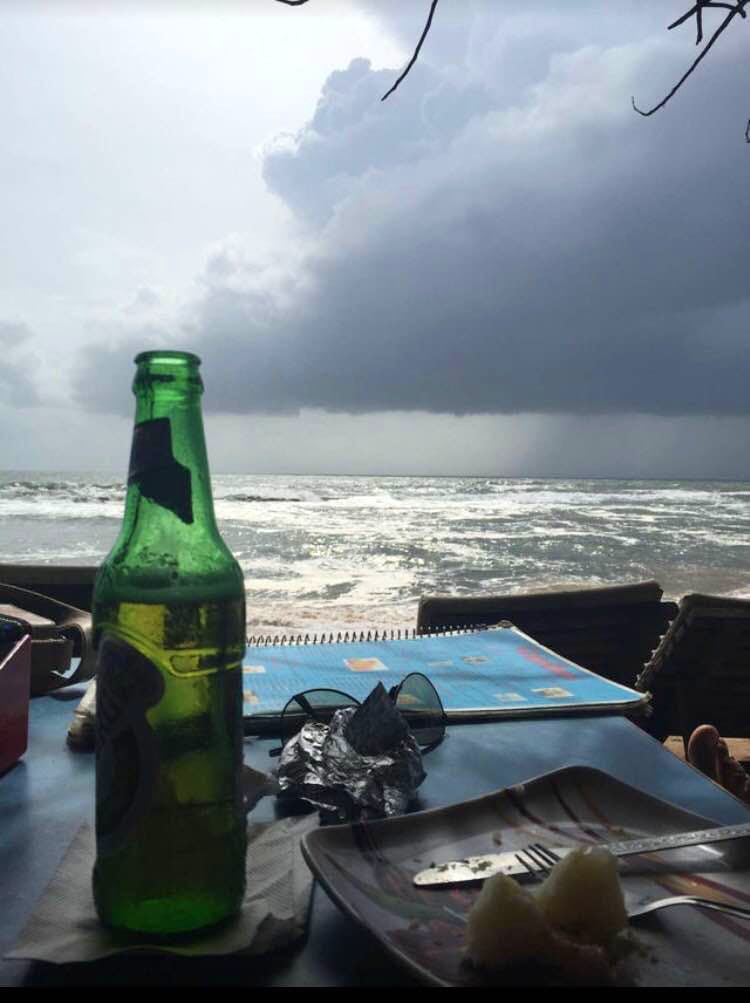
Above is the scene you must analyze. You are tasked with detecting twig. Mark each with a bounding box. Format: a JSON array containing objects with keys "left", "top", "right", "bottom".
[
  {"left": 381, "top": 0, "right": 440, "bottom": 102},
  {"left": 272, "top": 0, "right": 439, "bottom": 103},
  {"left": 633, "top": 1, "right": 748, "bottom": 117},
  {"left": 668, "top": 2, "right": 740, "bottom": 39}
]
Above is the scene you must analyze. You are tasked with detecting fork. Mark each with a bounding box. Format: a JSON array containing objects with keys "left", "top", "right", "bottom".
[
  {"left": 514, "top": 844, "right": 750, "bottom": 922},
  {"left": 627, "top": 895, "right": 750, "bottom": 921}
]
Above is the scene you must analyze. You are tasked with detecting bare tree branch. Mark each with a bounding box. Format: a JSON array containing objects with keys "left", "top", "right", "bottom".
[
  {"left": 633, "top": 1, "right": 748, "bottom": 118},
  {"left": 273, "top": 0, "right": 439, "bottom": 103},
  {"left": 381, "top": 0, "right": 440, "bottom": 102},
  {"left": 275, "top": 1, "right": 745, "bottom": 134},
  {"left": 668, "top": 2, "right": 740, "bottom": 37}
]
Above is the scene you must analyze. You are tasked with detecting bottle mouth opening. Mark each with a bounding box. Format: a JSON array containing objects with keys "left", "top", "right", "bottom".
[{"left": 134, "top": 350, "right": 201, "bottom": 368}]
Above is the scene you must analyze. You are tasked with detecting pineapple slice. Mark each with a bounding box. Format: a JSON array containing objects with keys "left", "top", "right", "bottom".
[
  {"left": 465, "top": 846, "right": 628, "bottom": 979},
  {"left": 533, "top": 845, "right": 628, "bottom": 945},
  {"left": 465, "top": 872, "right": 549, "bottom": 969}
]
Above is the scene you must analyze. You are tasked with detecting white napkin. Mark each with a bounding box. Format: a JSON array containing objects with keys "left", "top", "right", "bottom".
[{"left": 7, "top": 814, "right": 318, "bottom": 964}]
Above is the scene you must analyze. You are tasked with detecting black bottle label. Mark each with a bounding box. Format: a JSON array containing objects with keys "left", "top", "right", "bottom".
[
  {"left": 95, "top": 635, "right": 165, "bottom": 856},
  {"left": 128, "top": 417, "right": 193, "bottom": 524}
]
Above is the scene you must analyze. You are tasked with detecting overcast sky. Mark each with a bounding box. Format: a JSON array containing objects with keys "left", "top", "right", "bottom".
[{"left": 2, "top": 0, "right": 750, "bottom": 477}]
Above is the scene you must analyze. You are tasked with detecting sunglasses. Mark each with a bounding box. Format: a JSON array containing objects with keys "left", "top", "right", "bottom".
[{"left": 271, "top": 672, "right": 446, "bottom": 756}]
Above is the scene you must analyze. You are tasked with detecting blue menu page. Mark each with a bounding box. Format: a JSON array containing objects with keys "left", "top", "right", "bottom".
[{"left": 242, "top": 625, "right": 647, "bottom": 722}]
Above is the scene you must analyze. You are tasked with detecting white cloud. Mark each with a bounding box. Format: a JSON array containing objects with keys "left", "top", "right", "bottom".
[
  {"left": 0, "top": 321, "right": 43, "bottom": 407},
  {"left": 7, "top": 1, "right": 750, "bottom": 476}
]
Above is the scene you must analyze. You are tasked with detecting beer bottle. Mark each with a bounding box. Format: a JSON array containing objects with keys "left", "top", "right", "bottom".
[{"left": 92, "top": 350, "right": 246, "bottom": 935}]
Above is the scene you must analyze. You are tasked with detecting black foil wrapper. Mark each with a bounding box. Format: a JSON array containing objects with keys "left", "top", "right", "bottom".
[{"left": 276, "top": 683, "right": 426, "bottom": 822}]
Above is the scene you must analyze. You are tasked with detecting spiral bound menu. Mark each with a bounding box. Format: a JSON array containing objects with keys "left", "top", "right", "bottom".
[
  {"left": 246, "top": 624, "right": 480, "bottom": 647},
  {"left": 242, "top": 622, "right": 648, "bottom": 728}
]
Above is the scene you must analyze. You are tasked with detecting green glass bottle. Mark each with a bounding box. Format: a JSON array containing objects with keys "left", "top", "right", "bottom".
[{"left": 92, "top": 350, "right": 246, "bottom": 936}]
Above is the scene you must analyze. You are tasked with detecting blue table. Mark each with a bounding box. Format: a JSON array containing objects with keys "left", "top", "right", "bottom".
[{"left": 1, "top": 687, "right": 749, "bottom": 985}]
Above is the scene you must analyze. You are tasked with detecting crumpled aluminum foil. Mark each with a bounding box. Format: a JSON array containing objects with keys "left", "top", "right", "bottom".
[{"left": 276, "top": 682, "right": 426, "bottom": 822}]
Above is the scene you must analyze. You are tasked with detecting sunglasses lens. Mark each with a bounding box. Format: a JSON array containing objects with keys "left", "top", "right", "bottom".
[
  {"left": 279, "top": 688, "right": 359, "bottom": 748},
  {"left": 393, "top": 673, "right": 446, "bottom": 749}
]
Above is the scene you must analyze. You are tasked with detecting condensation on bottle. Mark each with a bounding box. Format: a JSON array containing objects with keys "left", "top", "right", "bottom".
[{"left": 92, "top": 351, "right": 247, "bottom": 936}]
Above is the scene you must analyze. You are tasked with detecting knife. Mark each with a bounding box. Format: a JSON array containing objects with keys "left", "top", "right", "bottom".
[{"left": 413, "top": 820, "right": 750, "bottom": 887}]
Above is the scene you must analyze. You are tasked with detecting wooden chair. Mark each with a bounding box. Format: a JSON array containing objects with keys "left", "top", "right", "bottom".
[
  {"left": 0, "top": 564, "right": 97, "bottom": 612},
  {"left": 417, "top": 580, "right": 677, "bottom": 690},
  {"left": 636, "top": 594, "right": 750, "bottom": 749},
  {"left": 0, "top": 582, "right": 95, "bottom": 696}
]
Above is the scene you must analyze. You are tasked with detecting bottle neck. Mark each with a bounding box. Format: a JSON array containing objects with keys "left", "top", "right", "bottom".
[
  {"left": 95, "top": 351, "right": 243, "bottom": 606},
  {"left": 124, "top": 386, "right": 218, "bottom": 533},
  {"left": 117, "top": 352, "right": 222, "bottom": 557}
]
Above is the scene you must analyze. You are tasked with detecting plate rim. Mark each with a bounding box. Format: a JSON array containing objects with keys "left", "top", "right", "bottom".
[{"left": 300, "top": 764, "right": 727, "bottom": 986}]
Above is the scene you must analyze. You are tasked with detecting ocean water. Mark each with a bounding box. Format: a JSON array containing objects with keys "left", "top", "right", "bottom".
[{"left": 2, "top": 472, "right": 750, "bottom": 635}]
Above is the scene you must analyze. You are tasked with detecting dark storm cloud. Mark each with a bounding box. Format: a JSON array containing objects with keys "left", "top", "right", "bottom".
[
  {"left": 74, "top": 7, "right": 750, "bottom": 419},
  {"left": 262, "top": 57, "right": 494, "bottom": 225}
]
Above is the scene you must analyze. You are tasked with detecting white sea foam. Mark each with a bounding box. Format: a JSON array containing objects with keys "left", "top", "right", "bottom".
[{"left": 4, "top": 472, "right": 750, "bottom": 630}]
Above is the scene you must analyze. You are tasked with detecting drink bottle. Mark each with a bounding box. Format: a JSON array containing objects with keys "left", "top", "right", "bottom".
[{"left": 92, "top": 350, "right": 246, "bottom": 935}]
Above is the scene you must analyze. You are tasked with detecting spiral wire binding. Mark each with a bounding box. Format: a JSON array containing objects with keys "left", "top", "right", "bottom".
[{"left": 245, "top": 622, "right": 505, "bottom": 646}]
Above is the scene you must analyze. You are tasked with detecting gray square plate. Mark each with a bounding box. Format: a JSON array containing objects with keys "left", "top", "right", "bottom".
[{"left": 302, "top": 766, "right": 750, "bottom": 985}]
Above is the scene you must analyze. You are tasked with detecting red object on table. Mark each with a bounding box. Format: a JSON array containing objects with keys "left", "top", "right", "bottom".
[{"left": 0, "top": 634, "right": 31, "bottom": 773}]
